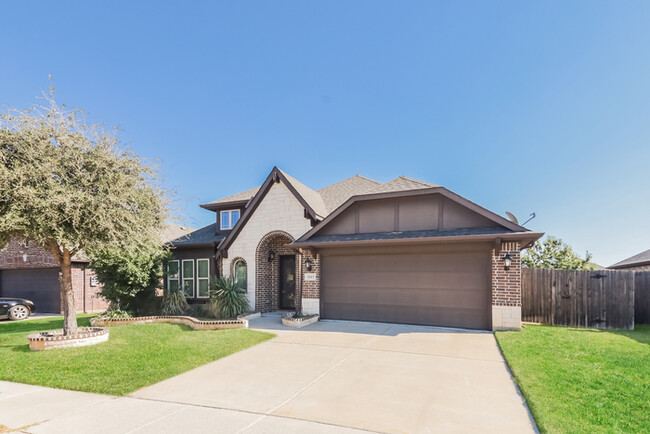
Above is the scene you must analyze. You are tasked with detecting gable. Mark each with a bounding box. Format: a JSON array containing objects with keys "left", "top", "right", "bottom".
[{"left": 316, "top": 193, "right": 503, "bottom": 237}]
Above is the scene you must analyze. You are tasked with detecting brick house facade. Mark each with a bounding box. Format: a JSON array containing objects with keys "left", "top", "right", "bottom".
[
  {"left": 169, "top": 167, "right": 542, "bottom": 330},
  {"left": 0, "top": 238, "right": 108, "bottom": 313}
]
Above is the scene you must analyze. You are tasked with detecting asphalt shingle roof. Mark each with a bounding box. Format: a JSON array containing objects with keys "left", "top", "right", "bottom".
[
  {"left": 294, "top": 227, "right": 513, "bottom": 245},
  {"left": 204, "top": 170, "right": 437, "bottom": 218},
  {"left": 610, "top": 249, "right": 650, "bottom": 268},
  {"left": 168, "top": 223, "right": 225, "bottom": 247},
  {"left": 317, "top": 175, "right": 382, "bottom": 214}
]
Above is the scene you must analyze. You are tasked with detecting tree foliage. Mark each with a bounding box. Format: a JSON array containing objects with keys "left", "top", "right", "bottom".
[
  {"left": 522, "top": 236, "right": 595, "bottom": 270},
  {"left": 90, "top": 244, "right": 169, "bottom": 315},
  {"left": 0, "top": 89, "right": 168, "bottom": 334}
]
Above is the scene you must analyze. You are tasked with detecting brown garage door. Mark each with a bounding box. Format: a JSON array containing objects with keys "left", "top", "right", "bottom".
[
  {"left": 321, "top": 244, "right": 491, "bottom": 330},
  {"left": 0, "top": 269, "right": 61, "bottom": 313}
]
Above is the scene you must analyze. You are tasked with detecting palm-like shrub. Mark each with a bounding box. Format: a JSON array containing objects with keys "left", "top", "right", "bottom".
[
  {"left": 162, "top": 285, "right": 190, "bottom": 315},
  {"left": 209, "top": 277, "right": 249, "bottom": 319}
]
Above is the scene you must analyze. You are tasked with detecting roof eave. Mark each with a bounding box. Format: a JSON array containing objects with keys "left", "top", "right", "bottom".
[
  {"left": 292, "top": 231, "right": 544, "bottom": 249},
  {"left": 199, "top": 200, "right": 251, "bottom": 212},
  {"left": 609, "top": 259, "right": 650, "bottom": 269}
]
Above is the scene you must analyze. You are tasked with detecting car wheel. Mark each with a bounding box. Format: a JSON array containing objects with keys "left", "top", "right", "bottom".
[{"left": 8, "top": 305, "right": 30, "bottom": 321}]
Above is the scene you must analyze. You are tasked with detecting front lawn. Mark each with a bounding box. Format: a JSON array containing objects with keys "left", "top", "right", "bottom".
[
  {"left": 0, "top": 315, "right": 273, "bottom": 395},
  {"left": 496, "top": 324, "right": 650, "bottom": 433}
]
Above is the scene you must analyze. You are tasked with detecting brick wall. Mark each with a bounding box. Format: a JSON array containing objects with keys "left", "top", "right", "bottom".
[
  {"left": 0, "top": 238, "right": 58, "bottom": 270},
  {"left": 1, "top": 237, "right": 107, "bottom": 313},
  {"left": 491, "top": 241, "right": 521, "bottom": 306},
  {"left": 71, "top": 265, "right": 109, "bottom": 313},
  {"left": 301, "top": 249, "right": 320, "bottom": 299},
  {"left": 491, "top": 241, "right": 522, "bottom": 330},
  {"left": 254, "top": 231, "right": 299, "bottom": 312}
]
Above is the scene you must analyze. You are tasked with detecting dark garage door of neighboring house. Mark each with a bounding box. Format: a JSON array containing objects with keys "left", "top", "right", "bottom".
[
  {"left": 0, "top": 269, "right": 61, "bottom": 313},
  {"left": 320, "top": 244, "right": 492, "bottom": 330}
]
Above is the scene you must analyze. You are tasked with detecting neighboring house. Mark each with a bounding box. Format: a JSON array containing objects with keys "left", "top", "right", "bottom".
[
  {"left": 168, "top": 167, "right": 543, "bottom": 330},
  {"left": 609, "top": 249, "right": 650, "bottom": 271},
  {"left": 0, "top": 224, "right": 193, "bottom": 313}
]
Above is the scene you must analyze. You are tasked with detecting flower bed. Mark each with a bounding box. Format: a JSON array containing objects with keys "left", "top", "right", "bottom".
[
  {"left": 28, "top": 327, "right": 109, "bottom": 351},
  {"left": 91, "top": 315, "right": 248, "bottom": 330},
  {"left": 281, "top": 313, "right": 319, "bottom": 328}
]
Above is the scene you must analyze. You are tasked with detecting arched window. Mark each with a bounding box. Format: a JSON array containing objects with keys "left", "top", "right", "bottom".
[{"left": 233, "top": 259, "right": 247, "bottom": 291}]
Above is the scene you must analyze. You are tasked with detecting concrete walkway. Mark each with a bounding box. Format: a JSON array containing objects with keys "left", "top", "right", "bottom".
[{"left": 1, "top": 316, "right": 536, "bottom": 433}]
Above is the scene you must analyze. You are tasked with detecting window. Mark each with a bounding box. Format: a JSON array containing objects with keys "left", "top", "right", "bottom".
[
  {"left": 234, "top": 259, "right": 247, "bottom": 291},
  {"left": 220, "top": 209, "right": 240, "bottom": 230},
  {"left": 167, "top": 260, "right": 180, "bottom": 292},
  {"left": 197, "top": 259, "right": 210, "bottom": 298},
  {"left": 182, "top": 259, "right": 194, "bottom": 298}
]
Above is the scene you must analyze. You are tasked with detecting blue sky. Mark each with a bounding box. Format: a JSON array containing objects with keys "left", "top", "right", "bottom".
[{"left": 1, "top": 1, "right": 649, "bottom": 266}]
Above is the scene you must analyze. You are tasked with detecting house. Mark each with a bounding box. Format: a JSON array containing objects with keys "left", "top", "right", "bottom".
[
  {"left": 0, "top": 224, "right": 193, "bottom": 313},
  {"left": 169, "top": 167, "right": 543, "bottom": 331},
  {"left": 609, "top": 249, "right": 650, "bottom": 271}
]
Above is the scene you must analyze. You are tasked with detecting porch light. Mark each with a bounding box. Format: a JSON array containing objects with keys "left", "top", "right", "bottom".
[
  {"left": 268, "top": 250, "right": 275, "bottom": 262},
  {"left": 305, "top": 258, "right": 313, "bottom": 271},
  {"left": 504, "top": 253, "right": 512, "bottom": 271}
]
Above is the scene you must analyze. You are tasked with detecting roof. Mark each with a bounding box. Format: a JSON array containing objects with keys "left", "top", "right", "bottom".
[
  {"left": 295, "top": 227, "right": 514, "bottom": 244},
  {"left": 610, "top": 249, "right": 650, "bottom": 269},
  {"left": 204, "top": 171, "right": 438, "bottom": 217},
  {"left": 168, "top": 223, "right": 225, "bottom": 247},
  {"left": 279, "top": 169, "right": 328, "bottom": 218},
  {"left": 317, "top": 175, "right": 382, "bottom": 214},
  {"left": 201, "top": 186, "right": 260, "bottom": 209},
  {"left": 161, "top": 223, "right": 195, "bottom": 244},
  {"left": 368, "top": 176, "right": 438, "bottom": 194}
]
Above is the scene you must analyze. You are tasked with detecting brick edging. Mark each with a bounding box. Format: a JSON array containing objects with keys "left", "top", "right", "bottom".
[{"left": 91, "top": 315, "right": 247, "bottom": 330}]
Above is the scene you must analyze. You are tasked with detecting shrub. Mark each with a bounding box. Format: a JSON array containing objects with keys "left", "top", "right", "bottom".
[
  {"left": 209, "top": 277, "right": 249, "bottom": 319},
  {"left": 91, "top": 308, "right": 132, "bottom": 325},
  {"left": 90, "top": 245, "right": 170, "bottom": 315},
  {"left": 162, "top": 285, "right": 189, "bottom": 315}
]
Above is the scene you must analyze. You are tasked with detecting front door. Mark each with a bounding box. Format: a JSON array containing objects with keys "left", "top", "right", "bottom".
[{"left": 279, "top": 255, "right": 296, "bottom": 310}]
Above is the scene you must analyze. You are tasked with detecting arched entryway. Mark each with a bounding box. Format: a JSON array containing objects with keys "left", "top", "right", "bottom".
[{"left": 255, "top": 231, "right": 300, "bottom": 313}]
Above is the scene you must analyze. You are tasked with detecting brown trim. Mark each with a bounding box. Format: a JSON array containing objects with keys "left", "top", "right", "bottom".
[
  {"left": 610, "top": 259, "right": 650, "bottom": 269},
  {"left": 292, "top": 231, "right": 544, "bottom": 249},
  {"left": 217, "top": 167, "right": 320, "bottom": 256},
  {"left": 199, "top": 200, "right": 250, "bottom": 212},
  {"left": 296, "top": 186, "right": 531, "bottom": 243}
]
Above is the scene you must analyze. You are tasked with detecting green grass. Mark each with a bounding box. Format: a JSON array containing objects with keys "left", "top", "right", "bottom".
[
  {"left": 0, "top": 314, "right": 274, "bottom": 395},
  {"left": 496, "top": 324, "right": 650, "bottom": 433}
]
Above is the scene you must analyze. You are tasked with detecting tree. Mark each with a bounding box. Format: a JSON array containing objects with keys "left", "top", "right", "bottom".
[
  {"left": 90, "top": 244, "right": 170, "bottom": 315},
  {"left": 522, "top": 236, "right": 595, "bottom": 270},
  {"left": 0, "top": 90, "right": 168, "bottom": 335}
]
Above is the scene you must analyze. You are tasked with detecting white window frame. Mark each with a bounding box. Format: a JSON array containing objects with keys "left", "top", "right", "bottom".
[
  {"left": 197, "top": 258, "right": 210, "bottom": 298},
  {"left": 233, "top": 259, "right": 248, "bottom": 292},
  {"left": 182, "top": 259, "right": 195, "bottom": 298},
  {"left": 167, "top": 260, "right": 180, "bottom": 292},
  {"left": 220, "top": 209, "right": 240, "bottom": 230}
]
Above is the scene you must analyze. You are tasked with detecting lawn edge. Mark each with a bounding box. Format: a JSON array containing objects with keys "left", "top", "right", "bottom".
[{"left": 494, "top": 330, "right": 542, "bottom": 434}]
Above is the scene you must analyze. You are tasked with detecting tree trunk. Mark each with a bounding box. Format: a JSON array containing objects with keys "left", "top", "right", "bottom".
[{"left": 60, "top": 248, "right": 78, "bottom": 336}]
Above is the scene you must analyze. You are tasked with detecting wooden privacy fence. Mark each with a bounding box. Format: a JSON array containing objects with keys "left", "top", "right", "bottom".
[
  {"left": 635, "top": 272, "right": 650, "bottom": 324},
  {"left": 522, "top": 268, "right": 637, "bottom": 329}
]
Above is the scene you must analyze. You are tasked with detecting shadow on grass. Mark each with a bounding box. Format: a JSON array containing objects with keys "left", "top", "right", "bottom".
[
  {"left": 0, "top": 317, "right": 93, "bottom": 335},
  {"left": 607, "top": 324, "right": 650, "bottom": 346}
]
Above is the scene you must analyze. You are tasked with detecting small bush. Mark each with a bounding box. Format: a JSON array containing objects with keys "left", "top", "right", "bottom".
[
  {"left": 162, "top": 286, "right": 189, "bottom": 315},
  {"left": 209, "top": 277, "right": 249, "bottom": 319},
  {"left": 91, "top": 308, "right": 132, "bottom": 325},
  {"left": 186, "top": 303, "right": 205, "bottom": 318},
  {"left": 203, "top": 298, "right": 223, "bottom": 319}
]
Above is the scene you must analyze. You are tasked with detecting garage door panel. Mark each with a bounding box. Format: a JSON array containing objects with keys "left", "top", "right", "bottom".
[
  {"left": 0, "top": 269, "right": 61, "bottom": 313},
  {"left": 321, "top": 245, "right": 491, "bottom": 330}
]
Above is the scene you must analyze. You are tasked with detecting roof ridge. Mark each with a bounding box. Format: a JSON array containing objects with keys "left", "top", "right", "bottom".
[
  {"left": 391, "top": 176, "right": 435, "bottom": 187},
  {"left": 317, "top": 174, "right": 381, "bottom": 192}
]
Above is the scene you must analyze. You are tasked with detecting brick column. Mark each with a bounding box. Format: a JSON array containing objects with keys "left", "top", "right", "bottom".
[
  {"left": 300, "top": 249, "right": 320, "bottom": 315},
  {"left": 491, "top": 242, "right": 522, "bottom": 330}
]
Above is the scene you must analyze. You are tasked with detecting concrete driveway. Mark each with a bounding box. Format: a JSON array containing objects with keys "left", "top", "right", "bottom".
[{"left": 4, "top": 316, "right": 536, "bottom": 433}]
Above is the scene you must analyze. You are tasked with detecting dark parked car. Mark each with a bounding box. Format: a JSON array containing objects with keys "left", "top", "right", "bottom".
[{"left": 0, "top": 298, "right": 35, "bottom": 320}]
